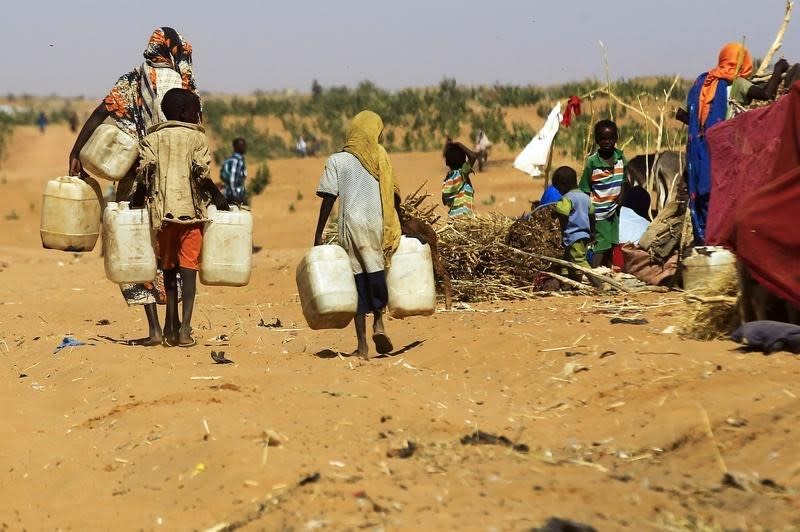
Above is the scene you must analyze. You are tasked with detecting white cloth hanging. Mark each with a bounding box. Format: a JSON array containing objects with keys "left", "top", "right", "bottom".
[
  {"left": 619, "top": 207, "right": 651, "bottom": 244},
  {"left": 512, "top": 102, "right": 562, "bottom": 178}
]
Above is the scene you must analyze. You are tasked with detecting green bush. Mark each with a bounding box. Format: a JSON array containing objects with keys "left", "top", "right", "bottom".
[{"left": 248, "top": 162, "right": 271, "bottom": 197}]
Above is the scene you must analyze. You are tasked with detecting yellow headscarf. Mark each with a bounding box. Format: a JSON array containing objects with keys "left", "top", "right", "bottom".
[{"left": 342, "top": 110, "right": 401, "bottom": 262}]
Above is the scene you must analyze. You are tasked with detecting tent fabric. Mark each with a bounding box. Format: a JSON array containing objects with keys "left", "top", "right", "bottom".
[
  {"left": 721, "top": 82, "right": 800, "bottom": 308},
  {"left": 705, "top": 92, "right": 790, "bottom": 243},
  {"left": 621, "top": 244, "right": 677, "bottom": 286},
  {"left": 513, "top": 102, "right": 561, "bottom": 178}
]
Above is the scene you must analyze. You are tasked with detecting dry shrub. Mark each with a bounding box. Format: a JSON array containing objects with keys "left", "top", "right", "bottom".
[
  {"left": 437, "top": 208, "right": 563, "bottom": 302},
  {"left": 681, "top": 266, "right": 740, "bottom": 340}
]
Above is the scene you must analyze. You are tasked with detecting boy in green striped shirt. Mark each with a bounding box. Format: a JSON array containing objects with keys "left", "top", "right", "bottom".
[{"left": 579, "top": 120, "right": 628, "bottom": 267}]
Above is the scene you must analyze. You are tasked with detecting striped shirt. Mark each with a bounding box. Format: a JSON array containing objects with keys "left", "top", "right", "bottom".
[
  {"left": 579, "top": 149, "right": 626, "bottom": 221},
  {"left": 220, "top": 152, "right": 247, "bottom": 204},
  {"left": 442, "top": 164, "right": 474, "bottom": 217}
]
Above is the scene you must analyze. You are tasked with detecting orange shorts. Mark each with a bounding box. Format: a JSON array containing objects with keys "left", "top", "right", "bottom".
[{"left": 156, "top": 222, "right": 204, "bottom": 271}]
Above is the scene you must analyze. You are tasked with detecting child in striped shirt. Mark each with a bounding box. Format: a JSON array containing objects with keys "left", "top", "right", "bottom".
[
  {"left": 442, "top": 141, "right": 478, "bottom": 217},
  {"left": 580, "top": 120, "right": 628, "bottom": 267}
]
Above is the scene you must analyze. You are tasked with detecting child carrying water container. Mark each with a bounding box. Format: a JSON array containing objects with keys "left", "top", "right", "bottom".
[
  {"left": 313, "top": 111, "right": 401, "bottom": 359},
  {"left": 134, "top": 88, "right": 229, "bottom": 347}
]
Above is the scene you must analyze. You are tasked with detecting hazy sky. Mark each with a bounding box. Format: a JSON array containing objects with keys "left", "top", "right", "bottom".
[{"left": 2, "top": 0, "right": 796, "bottom": 97}]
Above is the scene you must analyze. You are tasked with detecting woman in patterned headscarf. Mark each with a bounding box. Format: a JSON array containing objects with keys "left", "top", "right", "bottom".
[{"left": 68, "top": 27, "right": 199, "bottom": 346}]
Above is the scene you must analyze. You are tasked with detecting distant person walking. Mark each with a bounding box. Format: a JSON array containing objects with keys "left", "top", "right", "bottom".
[
  {"left": 66, "top": 26, "right": 199, "bottom": 346},
  {"left": 68, "top": 111, "right": 79, "bottom": 133},
  {"left": 37, "top": 112, "right": 48, "bottom": 134},
  {"left": 296, "top": 135, "right": 308, "bottom": 157},
  {"left": 220, "top": 138, "right": 248, "bottom": 205},
  {"left": 474, "top": 129, "right": 491, "bottom": 172}
]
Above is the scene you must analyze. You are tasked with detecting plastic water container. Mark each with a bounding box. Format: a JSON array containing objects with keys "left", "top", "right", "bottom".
[
  {"left": 79, "top": 124, "right": 139, "bottom": 181},
  {"left": 103, "top": 201, "right": 156, "bottom": 283},
  {"left": 200, "top": 205, "right": 253, "bottom": 286},
  {"left": 682, "top": 246, "right": 737, "bottom": 291},
  {"left": 296, "top": 245, "right": 358, "bottom": 330},
  {"left": 387, "top": 236, "right": 437, "bottom": 318},
  {"left": 40, "top": 176, "right": 101, "bottom": 252}
]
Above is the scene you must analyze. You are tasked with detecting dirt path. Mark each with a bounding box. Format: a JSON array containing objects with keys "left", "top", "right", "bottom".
[{"left": 0, "top": 126, "right": 798, "bottom": 531}]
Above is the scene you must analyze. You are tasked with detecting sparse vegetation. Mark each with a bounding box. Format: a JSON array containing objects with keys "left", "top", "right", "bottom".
[
  {"left": 199, "top": 77, "right": 690, "bottom": 161},
  {"left": 247, "top": 162, "right": 272, "bottom": 197}
]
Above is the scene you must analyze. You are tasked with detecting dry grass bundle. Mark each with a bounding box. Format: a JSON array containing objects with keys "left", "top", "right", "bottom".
[
  {"left": 399, "top": 183, "right": 441, "bottom": 228},
  {"left": 682, "top": 267, "right": 740, "bottom": 340},
  {"left": 436, "top": 208, "right": 564, "bottom": 302}
]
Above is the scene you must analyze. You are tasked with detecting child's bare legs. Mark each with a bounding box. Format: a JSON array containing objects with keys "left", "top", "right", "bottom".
[
  {"left": 178, "top": 267, "right": 197, "bottom": 345},
  {"left": 353, "top": 311, "right": 392, "bottom": 360},
  {"left": 590, "top": 251, "right": 607, "bottom": 268},
  {"left": 371, "top": 310, "right": 393, "bottom": 355},
  {"left": 354, "top": 314, "right": 369, "bottom": 359},
  {"left": 143, "top": 303, "right": 162, "bottom": 345},
  {"left": 163, "top": 268, "right": 180, "bottom": 345}
]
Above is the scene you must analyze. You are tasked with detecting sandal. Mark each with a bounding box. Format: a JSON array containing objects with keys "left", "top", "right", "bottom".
[
  {"left": 372, "top": 333, "right": 394, "bottom": 355},
  {"left": 178, "top": 336, "right": 197, "bottom": 348}
]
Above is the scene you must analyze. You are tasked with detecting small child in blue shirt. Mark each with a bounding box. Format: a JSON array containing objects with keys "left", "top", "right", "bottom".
[{"left": 551, "top": 166, "right": 595, "bottom": 280}]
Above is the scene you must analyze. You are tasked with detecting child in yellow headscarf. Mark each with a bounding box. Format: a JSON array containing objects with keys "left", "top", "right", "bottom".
[{"left": 314, "top": 110, "right": 401, "bottom": 359}]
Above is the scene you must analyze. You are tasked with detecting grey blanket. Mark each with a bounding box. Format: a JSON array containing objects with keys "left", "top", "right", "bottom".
[{"left": 731, "top": 321, "right": 800, "bottom": 354}]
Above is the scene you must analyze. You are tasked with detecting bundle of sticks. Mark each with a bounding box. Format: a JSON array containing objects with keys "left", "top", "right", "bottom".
[{"left": 398, "top": 187, "right": 629, "bottom": 302}]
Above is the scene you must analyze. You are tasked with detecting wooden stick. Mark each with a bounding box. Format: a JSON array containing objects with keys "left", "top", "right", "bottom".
[
  {"left": 540, "top": 271, "right": 596, "bottom": 292},
  {"left": 599, "top": 41, "right": 614, "bottom": 122},
  {"left": 685, "top": 294, "right": 737, "bottom": 304},
  {"left": 601, "top": 90, "right": 658, "bottom": 129},
  {"left": 756, "top": 1, "right": 794, "bottom": 77},
  {"left": 498, "top": 244, "right": 638, "bottom": 294},
  {"left": 698, "top": 403, "right": 728, "bottom": 473}
]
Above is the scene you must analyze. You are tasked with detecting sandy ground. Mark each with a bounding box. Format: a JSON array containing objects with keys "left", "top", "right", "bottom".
[{"left": 1, "top": 125, "right": 799, "bottom": 531}]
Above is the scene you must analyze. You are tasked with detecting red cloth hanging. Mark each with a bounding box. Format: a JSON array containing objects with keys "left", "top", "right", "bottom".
[
  {"left": 561, "top": 96, "right": 582, "bottom": 127},
  {"left": 721, "top": 81, "right": 800, "bottom": 308}
]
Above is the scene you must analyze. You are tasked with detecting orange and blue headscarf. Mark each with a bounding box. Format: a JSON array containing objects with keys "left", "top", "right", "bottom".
[{"left": 698, "top": 43, "right": 753, "bottom": 127}]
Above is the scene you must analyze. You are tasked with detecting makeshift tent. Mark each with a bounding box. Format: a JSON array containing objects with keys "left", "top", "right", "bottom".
[
  {"left": 706, "top": 92, "right": 791, "bottom": 243},
  {"left": 513, "top": 102, "right": 562, "bottom": 178},
  {"left": 713, "top": 82, "right": 800, "bottom": 308}
]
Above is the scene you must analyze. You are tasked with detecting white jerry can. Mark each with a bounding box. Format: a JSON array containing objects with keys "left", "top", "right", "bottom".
[
  {"left": 387, "top": 236, "right": 437, "bottom": 318},
  {"left": 102, "top": 201, "right": 157, "bottom": 284},
  {"left": 682, "top": 246, "right": 737, "bottom": 292},
  {"left": 79, "top": 124, "right": 139, "bottom": 181},
  {"left": 40, "top": 176, "right": 101, "bottom": 252},
  {"left": 296, "top": 245, "right": 358, "bottom": 330},
  {"left": 200, "top": 205, "right": 253, "bottom": 286}
]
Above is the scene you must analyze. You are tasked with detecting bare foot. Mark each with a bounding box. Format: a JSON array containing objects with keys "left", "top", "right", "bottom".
[
  {"left": 372, "top": 332, "right": 393, "bottom": 355},
  {"left": 142, "top": 334, "right": 162, "bottom": 347},
  {"left": 129, "top": 334, "right": 162, "bottom": 346},
  {"left": 356, "top": 341, "right": 370, "bottom": 360},
  {"left": 178, "top": 327, "right": 196, "bottom": 347}
]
